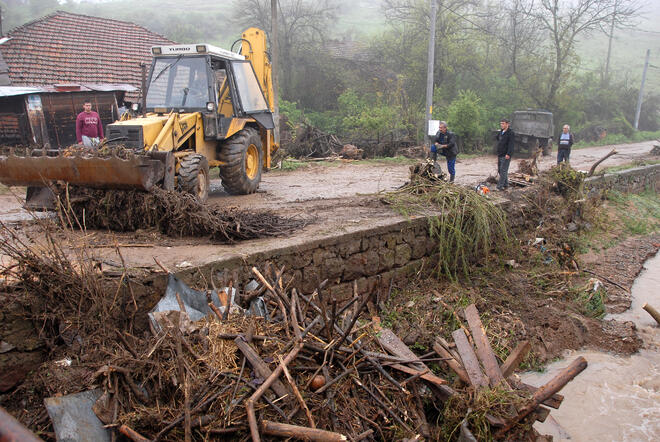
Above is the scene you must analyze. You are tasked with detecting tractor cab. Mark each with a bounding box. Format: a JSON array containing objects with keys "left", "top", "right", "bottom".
[{"left": 145, "top": 44, "right": 274, "bottom": 139}]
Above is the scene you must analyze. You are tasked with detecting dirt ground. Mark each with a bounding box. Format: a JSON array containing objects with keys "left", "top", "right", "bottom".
[{"left": 0, "top": 140, "right": 658, "bottom": 439}]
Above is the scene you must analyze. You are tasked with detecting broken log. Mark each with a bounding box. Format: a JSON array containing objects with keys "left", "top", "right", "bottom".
[
  {"left": 642, "top": 303, "right": 660, "bottom": 326},
  {"left": 511, "top": 380, "right": 564, "bottom": 409},
  {"left": 235, "top": 336, "right": 289, "bottom": 398},
  {"left": 496, "top": 356, "right": 587, "bottom": 436},
  {"left": 261, "top": 420, "right": 347, "bottom": 441},
  {"left": 587, "top": 148, "right": 617, "bottom": 177},
  {"left": 451, "top": 329, "right": 489, "bottom": 389},
  {"left": 500, "top": 341, "right": 531, "bottom": 378},
  {"left": 464, "top": 304, "right": 506, "bottom": 386},
  {"left": 433, "top": 339, "right": 470, "bottom": 384}
]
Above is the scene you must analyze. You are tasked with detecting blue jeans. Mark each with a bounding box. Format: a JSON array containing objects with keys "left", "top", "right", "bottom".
[
  {"left": 497, "top": 155, "right": 510, "bottom": 189},
  {"left": 447, "top": 158, "right": 456, "bottom": 176},
  {"left": 557, "top": 149, "right": 570, "bottom": 164}
]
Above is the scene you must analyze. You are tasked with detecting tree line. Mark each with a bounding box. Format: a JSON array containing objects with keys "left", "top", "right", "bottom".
[{"left": 3, "top": 0, "right": 658, "bottom": 152}]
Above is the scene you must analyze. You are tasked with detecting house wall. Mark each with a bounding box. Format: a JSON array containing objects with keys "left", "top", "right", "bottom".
[{"left": 0, "top": 96, "right": 30, "bottom": 145}]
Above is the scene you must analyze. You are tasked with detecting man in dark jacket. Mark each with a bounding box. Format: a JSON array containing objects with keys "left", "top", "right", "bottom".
[
  {"left": 557, "top": 124, "right": 574, "bottom": 164},
  {"left": 434, "top": 121, "right": 458, "bottom": 182},
  {"left": 495, "top": 118, "right": 514, "bottom": 190}
]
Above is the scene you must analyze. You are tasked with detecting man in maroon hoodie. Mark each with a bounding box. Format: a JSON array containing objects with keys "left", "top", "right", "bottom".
[{"left": 76, "top": 101, "right": 104, "bottom": 147}]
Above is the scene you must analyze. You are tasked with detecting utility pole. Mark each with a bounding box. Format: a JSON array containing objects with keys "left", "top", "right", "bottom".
[
  {"left": 271, "top": 0, "right": 280, "bottom": 145},
  {"left": 0, "top": 6, "right": 3, "bottom": 38},
  {"left": 425, "top": 0, "right": 437, "bottom": 145},
  {"left": 634, "top": 49, "right": 650, "bottom": 130}
]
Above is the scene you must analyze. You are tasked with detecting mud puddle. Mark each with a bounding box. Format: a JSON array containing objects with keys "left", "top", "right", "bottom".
[{"left": 522, "top": 252, "right": 660, "bottom": 441}]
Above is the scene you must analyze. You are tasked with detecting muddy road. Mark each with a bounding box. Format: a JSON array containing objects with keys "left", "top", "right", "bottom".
[
  {"left": 0, "top": 140, "right": 656, "bottom": 270},
  {"left": 0, "top": 140, "right": 656, "bottom": 221},
  {"left": 206, "top": 140, "right": 658, "bottom": 211}
]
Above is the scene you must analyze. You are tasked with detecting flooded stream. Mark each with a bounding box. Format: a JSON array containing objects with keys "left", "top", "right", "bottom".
[{"left": 522, "top": 252, "right": 660, "bottom": 441}]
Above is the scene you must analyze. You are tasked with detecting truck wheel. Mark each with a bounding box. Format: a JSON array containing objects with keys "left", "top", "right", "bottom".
[
  {"left": 541, "top": 138, "right": 551, "bottom": 156},
  {"left": 219, "top": 127, "right": 262, "bottom": 195},
  {"left": 178, "top": 153, "right": 210, "bottom": 203}
]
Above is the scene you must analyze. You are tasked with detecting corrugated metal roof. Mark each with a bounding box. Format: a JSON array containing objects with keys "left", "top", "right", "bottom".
[
  {"left": 0, "top": 86, "right": 42, "bottom": 97},
  {"left": 0, "top": 11, "right": 175, "bottom": 100}
]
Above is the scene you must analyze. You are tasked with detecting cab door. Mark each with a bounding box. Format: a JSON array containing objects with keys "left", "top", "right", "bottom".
[{"left": 229, "top": 60, "right": 274, "bottom": 130}]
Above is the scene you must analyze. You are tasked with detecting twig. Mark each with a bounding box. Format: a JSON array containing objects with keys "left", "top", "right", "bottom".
[
  {"left": 582, "top": 268, "right": 630, "bottom": 293},
  {"left": 246, "top": 342, "right": 304, "bottom": 442}
]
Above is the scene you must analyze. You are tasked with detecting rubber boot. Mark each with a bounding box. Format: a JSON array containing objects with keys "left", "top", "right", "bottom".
[{"left": 450, "top": 174, "right": 455, "bottom": 183}]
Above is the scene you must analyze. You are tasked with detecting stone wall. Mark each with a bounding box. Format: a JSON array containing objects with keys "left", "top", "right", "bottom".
[
  {"left": 179, "top": 164, "right": 660, "bottom": 300},
  {"left": 585, "top": 163, "right": 660, "bottom": 195},
  {"left": 185, "top": 216, "right": 437, "bottom": 300}
]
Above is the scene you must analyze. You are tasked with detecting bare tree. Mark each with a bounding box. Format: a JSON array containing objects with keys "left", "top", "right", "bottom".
[
  {"left": 513, "top": 0, "right": 640, "bottom": 110},
  {"left": 233, "top": 0, "right": 337, "bottom": 96}
]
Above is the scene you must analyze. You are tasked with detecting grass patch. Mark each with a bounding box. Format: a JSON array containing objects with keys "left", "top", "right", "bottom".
[
  {"left": 606, "top": 189, "right": 660, "bottom": 236},
  {"left": 572, "top": 130, "right": 660, "bottom": 149},
  {"left": 442, "top": 387, "right": 529, "bottom": 441},
  {"left": 602, "top": 159, "right": 660, "bottom": 174}
]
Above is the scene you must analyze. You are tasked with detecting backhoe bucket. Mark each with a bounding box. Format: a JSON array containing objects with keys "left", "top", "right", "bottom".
[
  {"left": 0, "top": 149, "right": 174, "bottom": 210},
  {"left": 0, "top": 149, "right": 171, "bottom": 191}
]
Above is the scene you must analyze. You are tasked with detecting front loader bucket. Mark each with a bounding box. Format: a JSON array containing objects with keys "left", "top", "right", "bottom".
[{"left": 0, "top": 149, "right": 170, "bottom": 192}]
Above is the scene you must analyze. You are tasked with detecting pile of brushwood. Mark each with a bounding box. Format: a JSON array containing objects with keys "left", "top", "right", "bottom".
[
  {"left": 386, "top": 162, "right": 510, "bottom": 280},
  {"left": 55, "top": 186, "right": 305, "bottom": 242},
  {"left": 285, "top": 123, "right": 344, "bottom": 158},
  {"left": 0, "top": 215, "right": 557, "bottom": 441}
]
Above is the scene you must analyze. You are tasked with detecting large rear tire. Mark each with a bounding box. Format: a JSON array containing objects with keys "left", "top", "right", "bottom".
[
  {"left": 218, "top": 127, "right": 263, "bottom": 195},
  {"left": 178, "top": 153, "right": 210, "bottom": 203}
]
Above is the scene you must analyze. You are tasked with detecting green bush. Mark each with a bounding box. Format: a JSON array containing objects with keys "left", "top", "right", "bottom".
[{"left": 446, "top": 90, "right": 487, "bottom": 152}]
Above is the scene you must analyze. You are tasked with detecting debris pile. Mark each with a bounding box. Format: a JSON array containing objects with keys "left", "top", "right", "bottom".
[
  {"left": 286, "top": 124, "right": 344, "bottom": 158},
  {"left": 56, "top": 186, "right": 305, "bottom": 242},
  {"left": 436, "top": 304, "right": 586, "bottom": 440}
]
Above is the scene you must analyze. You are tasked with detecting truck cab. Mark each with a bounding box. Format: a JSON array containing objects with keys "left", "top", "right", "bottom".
[{"left": 511, "top": 110, "right": 554, "bottom": 157}]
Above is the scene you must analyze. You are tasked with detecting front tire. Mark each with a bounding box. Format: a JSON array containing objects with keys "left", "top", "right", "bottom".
[
  {"left": 178, "top": 153, "right": 210, "bottom": 203},
  {"left": 218, "top": 127, "right": 263, "bottom": 195}
]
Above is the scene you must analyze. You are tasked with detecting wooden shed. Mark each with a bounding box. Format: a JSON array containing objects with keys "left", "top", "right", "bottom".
[{"left": 0, "top": 84, "right": 136, "bottom": 148}]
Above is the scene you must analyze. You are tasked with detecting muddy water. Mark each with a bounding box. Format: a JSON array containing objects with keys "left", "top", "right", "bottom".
[{"left": 522, "top": 252, "right": 660, "bottom": 441}]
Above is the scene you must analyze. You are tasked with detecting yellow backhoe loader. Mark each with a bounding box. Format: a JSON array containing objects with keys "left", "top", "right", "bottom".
[{"left": 0, "top": 28, "right": 277, "bottom": 204}]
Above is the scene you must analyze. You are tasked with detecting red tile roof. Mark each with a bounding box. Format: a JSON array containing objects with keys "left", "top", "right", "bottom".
[{"left": 0, "top": 11, "right": 175, "bottom": 100}]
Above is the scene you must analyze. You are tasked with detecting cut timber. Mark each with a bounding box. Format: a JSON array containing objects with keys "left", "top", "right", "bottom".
[
  {"left": 376, "top": 327, "right": 449, "bottom": 393},
  {"left": 261, "top": 420, "right": 348, "bottom": 441},
  {"left": 534, "top": 405, "right": 551, "bottom": 423},
  {"left": 452, "top": 329, "right": 489, "bottom": 389},
  {"left": 496, "top": 356, "right": 587, "bottom": 436},
  {"left": 433, "top": 339, "right": 470, "bottom": 384},
  {"left": 234, "top": 336, "right": 289, "bottom": 398},
  {"left": 500, "top": 341, "right": 531, "bottom": 378},
  {"left": 464, "top": 304, "right": 506, "bottom": 386},
  {"left": 388, "top": 363, "right": 447, "bottom": 387},
  {"left": 642, "top": 303, "right": 660, "bottom": 326},
  {"left": 376, "top": 328, "right": 425, "bottom": 371}
]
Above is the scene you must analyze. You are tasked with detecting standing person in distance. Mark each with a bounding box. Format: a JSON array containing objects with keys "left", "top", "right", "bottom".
[
  {"left": 76, "top": 100, "right": 104, "bottom": 147},
  {"left": 433, "top": 121, "right": 458, "bottom": 182},
  {"left": 557, "top": 124, "right": 574, "bottom": 164},
  {"left": 495, "top": 118, "right": 514, "bottom": 191}
]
